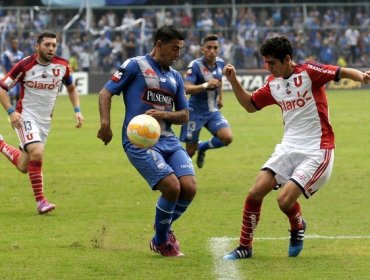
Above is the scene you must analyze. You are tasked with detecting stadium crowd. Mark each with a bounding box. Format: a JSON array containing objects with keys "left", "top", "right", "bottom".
[{"left": 0, "top": 3, "right": 369, "bottom": 73}]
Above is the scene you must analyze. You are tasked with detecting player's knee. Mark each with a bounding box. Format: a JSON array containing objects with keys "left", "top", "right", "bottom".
[
  {"left": 222, "top": 135, "right": 233, "bottom": 146},
  {"left": 161, "top": 182, "right": 181, "bottom": 201},
  {"left": 277, "top": 194, "right": 295, "bottom": 212},
  {"left": 17, "top": 166, "right": 28, "bottom": 174},
  {"left": 248, "top": 188, "right": 266, "bottom": 202},
  {"left": 184, "top": 177, "right": 197, "bottom": 199}
]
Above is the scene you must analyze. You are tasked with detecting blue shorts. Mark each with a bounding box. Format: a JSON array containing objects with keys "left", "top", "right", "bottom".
[
  {"left": 179, "top": 110, "right": 230, "bottom": 143},
  {"left": 125, "top": 136, "right": 195, "bottom": 189}
]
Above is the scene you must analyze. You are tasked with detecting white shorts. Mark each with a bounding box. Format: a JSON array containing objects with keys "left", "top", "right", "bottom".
[
  {"left": 15, "top": 116, "right": 50, "bottom": 150},
  {"left": 262, "top": 144, "right": 334, "bottom": 198}
]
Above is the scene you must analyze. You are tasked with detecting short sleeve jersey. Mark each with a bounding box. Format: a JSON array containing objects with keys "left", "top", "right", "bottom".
[
  {"left": 0, "top": 54, "right": 73, "bottom": 123},
  {"left": 185, "top": 57, "right": 224, "bottom": 112},
  {"left": 103, "top": 54, "right": 188, "bottom": 145},
  {"left": 251, "top": 61, "right": 340, "bottom": 149}
]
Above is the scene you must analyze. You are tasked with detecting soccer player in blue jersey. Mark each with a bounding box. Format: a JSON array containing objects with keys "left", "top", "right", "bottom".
[
  {"left": 179, "top": 34, "right": 233, "bottom": 168},
  {"left": 1, "top": 38, "right": 24, "bottom": 107},
  {"left": 97, "top": 25, "right": 196, "bottom": 257}
]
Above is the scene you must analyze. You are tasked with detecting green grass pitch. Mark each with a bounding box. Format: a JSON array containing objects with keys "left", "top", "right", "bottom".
[{"left": 0, "top": 90, "right": 369, "bottom": 279}]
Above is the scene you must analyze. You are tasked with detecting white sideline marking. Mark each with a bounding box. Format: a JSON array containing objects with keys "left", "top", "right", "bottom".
[
  {"left": 209, "top": 237, "right": 241, "bottom": 280},
  {"left": 210, "top": 235, "right": 370, "bottom": 280}
]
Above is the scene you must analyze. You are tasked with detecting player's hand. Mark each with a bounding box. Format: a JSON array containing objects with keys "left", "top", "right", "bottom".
[
  {"left": 208, "top": 78, "right": 221, "bottom": 89},
  {"left": 223, "top": 64, "right": 236, "bottom": 81},
  {"left": 9, "top": 111, "right": 22, "bottom": 129},
  {"left": 75, "top": 112, "right": 84, "bottom": 128},
  {"left": 217, "top": 99, "right": 223, "bottom": 109},
  {"left": 145, "top": 109, "right": 163, "bottom": 120},
  {"left": 97, "top": 125, "right": 113, "bottom": 145}
]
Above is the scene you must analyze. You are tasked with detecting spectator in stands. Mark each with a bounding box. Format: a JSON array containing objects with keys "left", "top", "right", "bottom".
[
  {"left": 319, "top": 38, "right": 337, "bottom": 65},
  {"left": 79, "top": 46, "right": 91, "bottom": 72},
  {"left": 345, "top": 25, "right": 360, "bottom": 65},
  {"left": 1, "top": 37, "right": 24, "bottom": 107},
  {"left": 196, "top": 10, "right": 213, "bottom": 38},
  {"left": 93, "top": 33, "right": 113, "bottom": 69},
  {"left": 69, "top": 52, "right": 79, "bottom": 71},
  {"left": 121, "top": 9, "right": 136, "bottom": 30},
  {"left": 123, "top": 31, "right": 137, "bottom": 59}
]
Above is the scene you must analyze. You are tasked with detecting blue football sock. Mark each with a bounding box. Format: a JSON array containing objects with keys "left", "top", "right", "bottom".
[
  {"left": 154, "top": 196, "right": 177, "bottom": 244},
  {"left": 199, "top": 136, "right": 224, "bottom": 152},
  {"left": 171, "top": 199, "right": 192, "bottom": 224},
  {"left": 198, "top": 141, "right": 209, "bottom": 152}
]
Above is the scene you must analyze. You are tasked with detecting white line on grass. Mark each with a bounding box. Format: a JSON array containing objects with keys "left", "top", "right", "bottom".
[
  {"left": 209, "top": 237, "right": 242, "bottom": 280},
  {"left": 210, "top": 235, "right": 370, "bottom": 280}
]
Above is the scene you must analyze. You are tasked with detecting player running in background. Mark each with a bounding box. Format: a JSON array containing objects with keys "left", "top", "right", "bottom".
[
  {"left": 223, "top": 35, "right": 370, "bottom": 260},
  {"left": 179, "top": 34, "right": 233, "bottom": 168},
  {"left": 97, "top": 25, "right": 196, "bottom": 257},
  {"left": 1, "top": 37, "right": 24, "bottom": 107},
  {"left": 0, "top": 31, "right": 84, "bottom": 214}
]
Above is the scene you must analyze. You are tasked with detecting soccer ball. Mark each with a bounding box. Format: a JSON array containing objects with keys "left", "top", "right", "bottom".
[{"left": 127, "top": 114, "right": 161, "bottom": 148}]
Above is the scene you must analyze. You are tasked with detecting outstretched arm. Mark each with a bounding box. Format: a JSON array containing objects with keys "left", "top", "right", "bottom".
[
  {"left": 66, "top": 83, "right": 84, "bottom": 128},
  {"left": 145, "top": 108, "right": 189, "bottom": 125},
  {"left": 185, "top": 78, "right": 221, "bottom": 95},
  {"left": 223, "top": 64, "right": 257, "bottom": 113},
  {"left": 340, "top": 68, "right": 370, "bottom": 84},
  {"left": 97, "top": 88, "right": 114, "bottom": 145}
]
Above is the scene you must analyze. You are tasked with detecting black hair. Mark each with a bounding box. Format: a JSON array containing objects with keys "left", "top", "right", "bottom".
[
  {"left": 202, "top": 34, "right": 219, "bottom": 45},
  {"left": 153, "top": 25, "right": 185, "bottom": 45},
  {"left": 260, "top": 35, "right": 293, "bottom": 63},
  {"left": 37, "top": 31, "right": 57, "bottom": 44}
]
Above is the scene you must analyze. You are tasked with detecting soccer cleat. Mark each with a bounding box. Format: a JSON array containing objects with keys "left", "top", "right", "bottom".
[
  {"left": 150, "top": 239, "right": 184, "bottom": 257},
  {"left": 288, "top": 219, "right": 306, "bottom": 257},
  {"left": 196, "top": 150, "right": 206, "bottom": 168},
  {"left": 223, "top": 246, "right": 253, "bottom": 260},
  {"left": 168, "top": 229, "right": 180, "bottom": 251},
  {"left": 37, "top": 199, "right": 56, "bottom": 214},
  {"left": 0, "top": 134, "right": 4, "bottom": 149}
]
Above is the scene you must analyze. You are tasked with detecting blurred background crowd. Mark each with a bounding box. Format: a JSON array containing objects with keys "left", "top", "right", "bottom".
[{"left": 0, "top": 1, "right": 369, "bottom": 74}]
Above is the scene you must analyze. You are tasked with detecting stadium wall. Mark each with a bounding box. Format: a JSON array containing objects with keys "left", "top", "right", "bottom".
[{"left": 82, "top": 69, "right": 369, "bottom": 94}]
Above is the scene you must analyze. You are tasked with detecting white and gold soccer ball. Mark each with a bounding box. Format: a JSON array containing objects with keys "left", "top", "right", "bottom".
[{"left": 127, "top": 114, "right": 161, "bottom": 148}]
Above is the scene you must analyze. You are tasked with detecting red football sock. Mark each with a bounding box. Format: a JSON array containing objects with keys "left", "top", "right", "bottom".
[
  {"left": 28, "top": 160, "right": 45, "bottom": 202},
  {"left": 239, "top": 194, "right": 262, "bottom": 249},
  {"left": 285, "top": 201, "right": 303, "bottom": 231},
  {"left": 0, "top": 141, "right": 21, "bottom": 166}
]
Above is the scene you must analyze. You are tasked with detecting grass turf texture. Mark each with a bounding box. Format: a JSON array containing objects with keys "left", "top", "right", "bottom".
[{"left": 0, "top": 90, "right": 369, "bottom": 279}]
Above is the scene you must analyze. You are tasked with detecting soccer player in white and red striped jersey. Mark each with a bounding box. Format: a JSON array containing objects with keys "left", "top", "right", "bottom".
[
  {"left": 223, "top": 35, "right": 370, "bottom": 260},
  {"left": 0, "top": 31, "right": 84, "bottom": 214}
]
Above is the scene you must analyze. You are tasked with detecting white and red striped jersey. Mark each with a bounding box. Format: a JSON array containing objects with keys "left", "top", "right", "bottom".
[
  {"left": 251, "top": 61, "right": 340, "bottom": 149},
  {"left": 0, "top": 53, "right": 73, "bottom": 123}
]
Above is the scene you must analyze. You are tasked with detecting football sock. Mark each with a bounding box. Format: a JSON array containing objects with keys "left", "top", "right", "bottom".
[
  {"left": 154, "top": 196, "right": 177, "bottom": 244},
  {"left": 284, "top": 201, "right": 303, "bottom": 231},
  {"left": 0, "top": 141, "right": 21, "bottom": 166},
  {"left": 28, "top": 160, "right": 45, "bottom": 202},
  {"left": 199, "top": 136, "right": 224, "bottom": 152},
  {"left": 239, "top": 194, "right": 262, "bottom": 249},
  {"left": 171, "top": 199, "right": 192, "bottom": 223}
]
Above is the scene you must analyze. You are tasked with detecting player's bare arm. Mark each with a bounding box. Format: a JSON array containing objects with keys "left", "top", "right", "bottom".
[
  {"left": 224, "top": 64, "right": 257, "bottom": 113},
  {"left": 340, "top": 68, "right": 370, "bottom": 84},
  {"left": 66, "top": 83, "right": 84, "bottom": 128},
  {"left": 145, "top": 108, "right": 189, "bottom": 125},
  {"left": 184, "top": 79, "right": 221, "bottom": 95},
  {"left": 97, "top": 88, "right": 113, "bottom": 145},
  {"left": 0, "top": 87, "right": 22, "bottom": 129}
]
